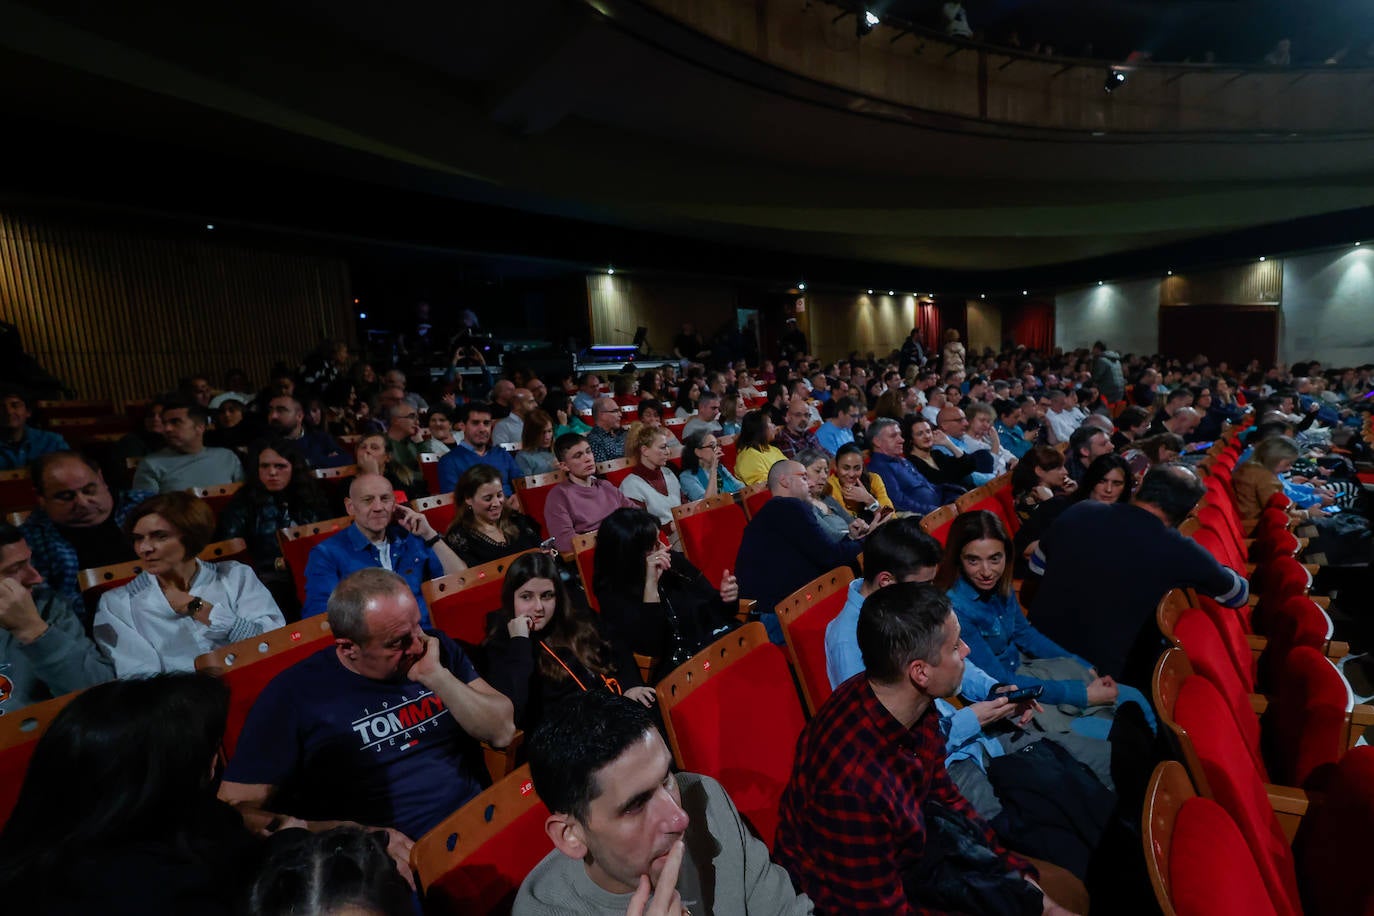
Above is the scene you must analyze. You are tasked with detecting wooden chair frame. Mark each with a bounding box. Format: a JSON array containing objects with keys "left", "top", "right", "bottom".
[
  {"left": 194, "top": 615, "right": 333, "bottom": 674},
  {"left": 775, "top": 566, "right": 855, "bottom": 715},
  {"left": 919, "top": 503, "right": 959, "bottom": 538},
  {"left": 77, "top": 537, "right": 252, "bottom": 595},
  {"left": 1142, "top": 760, "right": 1196, "bottom": 916},
  {"left": 311, "top": 464, "right": 359, "bottom": 480}
]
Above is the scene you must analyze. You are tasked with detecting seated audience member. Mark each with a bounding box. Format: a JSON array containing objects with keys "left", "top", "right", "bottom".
[
  {"left": 264, "top": 394, "right": 350, "bottom": 468},
  {"left": 218, "top": 438, "right": 329, "bottom": 579},
  {"left": 775, "top": 396, "right": 822, "bottom": 459},
  {"left": 484, "top": 551, "right": 653, "bottom": 732},
  {"left": 206, "top": 398, "right": 260, "bottom": 454},
  {"left": 382, "top": 368, "right": 429, "bottom": 413},
  {"left": 355, "top": 432, "right": 428, "bottom": 502},
  {"left": 419, "top": 406, "right": 458, "bottom": 457},
  {"left": 571, "top": 373, "right": 600, "bottom": 416},
  {"left": 718, "top": 391, "right": 744, "bottom": 436},
  {"left": 301, "top": 473, "right": 465, "bottom": 621},
  {"left": 0, "top": 523, "right": 113, "bottom": 715},
  {"left": 515, "top": 409, "right": 559, "bottom": 477},
  {"left": 798, "top": 448, "right": 869, "bottom": 543},
  {"left": 1121, "top": 432, "right": 1184, "bottom": 479},
  {"left": 246, "top": 826, "right": 413, "bottom": 916},
  {"left": 437, "top": 401, "right": 523, "bottom": 495},
  {"left": 867, "top": 418, "right": 944, "bottom": 515},
  {"left": 113, "top": 400, "right": 166, "bottom": 467},
  {"left": 544, "top": 433, "right": 638, "bottom": 554},
  {"left": 0, "top": 386, "right": 69, "bottom": 470},
  {"left": 1233, "top": 436, "right": 1362, "bottom": 564},
  {"left": 1030, "top": 464, "right": 1248, "bottom": 688},
  {"left": 735, "top": 460, "right": 861, "bottom": 643},
  {"left": 515, "top": 690, "right": 813, "bottom": 915},
  {"left": 1064, "top": 425, "right": 1112, "bottom": 483},
  {"left": 827, "top": 442, "right": 892, "bottom": 521},
  {"left": 493, "top": 387, "right": 535, "bottom": 447},
  {"left": 132, "top": 397, "right": 244, "bottom": 492},
  {"left": 380, "top": 401, "right": 425, "bottom": 478},
  {"left": 814, "top": 395, "right": 860, "bottom": 456},
  {"left": 619, "top": 424, "right": 683, "bottom": 532},
  {"left": 93, "top": 492, "right": 284, "bottom": 676},
  {"left": 1110, "top": 405, "right": 1151, "bottom": 452},
  {"left": 934, "top": 405, "right": 996, "bottom": 486},
  {"left": 1145, "top": 388, "right": 1192, "bottom": 436},
  {"left": 23, "top": 451, "right": 151, "bottom": 603},
  {"left": 1040, "top": 388, "right": 1081, "bottom": 445},
  {"left": 903, "top": 414, "right": 979, "bottom": 490},
  {"left": 544, "top": 389, "right": 591, "bottom": 439},
  {"left": 221, "top": 568, "right": 515, "bottom": 868},
  {"left": 995, "top": 398, "right": 1036, "bottom": 458},
  {"left": 592, "top": 507, "right": 738, "bottom": 672},
  {"left": 1010, "top": 445, "right": 1077, "bottom": 575},
  {"left": 733, "top": 409, "right": 787, "bottom": 486},
  {"left": 674, "top": 380, "right": 703, "bottom": 421},
  {"left": 1153, "top": 405, "right": 1202, "bottom": 442},
  {"left": 677, "top": 429, "right": 743, "bottom": 501},
  {"left": 681, "top": 390, "right": 724, "bottom": 439},
  {"left": 586, "top": 396, "right": 629, "bottom": 464},
  {"left": 775, "top": 583, "right": 1075, "bottom": 915},
  {"left": 443, "top": 465, "right": 543, "bottom": 567},
  {"left": 0, "top": 674, "right": 257, "bottom": 915},
  {"left": 1074, "top": 453, "right": 1134, "bottom": 508},
  {"left": 965, "top": 401, "right": 1016, "bottom": 475}
]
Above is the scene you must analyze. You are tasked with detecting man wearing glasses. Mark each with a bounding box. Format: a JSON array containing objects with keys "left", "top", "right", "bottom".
[
  {"left": 586, "top": 397, "right": 629, "bottom": 464},
  {"left": 814, "top": 396, "right": 862, "bottom": 457},
  {"left": 682, "top": 391, "right": 724, "bottom": 439}
]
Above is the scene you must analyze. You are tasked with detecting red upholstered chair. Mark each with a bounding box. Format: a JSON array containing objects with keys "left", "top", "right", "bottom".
[
  {"left": 1143, "top": 760, "right": 1281, "bottom": 916},
  {"left": 513, "top": 470, "right": 566, "bottom": 541},
  {"left": 656, "top": 623, "right": 806, "bottom": 850},
  {"left": 594, "top": 458, "right": 634, "bottom": 488},
  {"left": 411, "top": 765, "right": 551, "bottom": 916},
  {"left": 0, "top": 690, "right": 80, "bottom": 829},
  {"left": 775, "top": 567, "right": 854, "bottom": 715},
  {"left": 1157, "top": 653, "right": 1304, "bottom": 916},
  {"left": 717, "top": 434, "right": 737, "bottom": 474},
  {"left": 277, "top": 515, "right": 352, "bottom": 605},
  {"left": 1194, "top": 594, "right": 1259, "bottom": 689},
  {"left": 413, "top": 492, "right": 457, "bottom": 534},
  {"left": 1171, "top": 606, "right": 1269, "bottom": 779},
  {"left": 1261, "top": 646, "right": 1353, "bottom": 789},
  {"left": 187, "top": 481, "right": 243, "bottom": 517},
  {"left": 740, "top": 482, "right": 771, "bottom": 519},
  {"left": 1295, "top": 746, "right": 1374, "bottom": 916},
  {"left": 194, "top": 616, "right": 334, "bottom": 759},
  {"left": 1255, "top": 593, "right": 1347, "bottom": 690},
  {"left": 421, "top": 551, "right": 538, "bottom": 649},
  {"left": 955, "top": 479, "right": 1017, "bottom": 539},
  {"left": 672, "top": 493, "right": 748, "bottom": 593},
  {"left": 420, "top": 452, "right": 441, "bottom": 495},
  {"left": 919, "top": 503, "right": 959, "bottom": 546}
]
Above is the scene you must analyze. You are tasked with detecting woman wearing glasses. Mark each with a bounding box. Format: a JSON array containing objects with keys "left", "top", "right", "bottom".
[{"left": 678, "top": 429, "right": 743, "bottom": 501}]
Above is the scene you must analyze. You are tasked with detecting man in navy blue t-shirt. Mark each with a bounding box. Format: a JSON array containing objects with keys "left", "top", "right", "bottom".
[{"left": 220, "top": 568, "right": 516, "bottom": 877}]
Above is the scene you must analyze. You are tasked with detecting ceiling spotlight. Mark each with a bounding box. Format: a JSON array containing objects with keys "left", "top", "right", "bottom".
[
  {"left": 1166, "top": 270, "right": 1173, "bottom": 276},
  {"left": 205, "top": 223, "right": 215, "bottom": 230},
  {"left": 980, "top": 293, "right": 986, "bottom": 299},
  {"left": 1105, "top": 69, "right": 1127, "bottom": 93},
  {"left": 798, "top": 282, "right": 807, "bottom": 291},
  {"left": 359, "top": 312, "right": 367, "bottom": 319},
  {"left": 857, "top": 9, "right": 879, "bottom": 36},
  {"left": 1258, "top": 256, "right": 1266, "bottom": 262},
  {"left": 867, "top": 289, "right": 874, "bottom": 295},
  {"left": 607, "top": 266, "right": 615, "bottom": 275},
  {"left": 887, "top": 290, "right": 895, "bottom": 296},
  {"left": 1022, "top": 290, "right": 1028, "bottom": 295},
  {"left": 1097, "top": 280, "right": 1104, "bottom": 286}
]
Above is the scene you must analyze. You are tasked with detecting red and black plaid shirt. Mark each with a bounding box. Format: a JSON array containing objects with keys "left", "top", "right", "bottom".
[
  {"left": 774, "top": 674, "right": 1036, "bottom": 914},
  {"left": 775, "top": 425, "right": 822, "bottom": 460}
]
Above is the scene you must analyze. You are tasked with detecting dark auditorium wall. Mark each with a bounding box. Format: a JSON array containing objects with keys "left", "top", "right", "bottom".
[
  {"left": 0, "top": 212, "right": 353, "bottom": 405},
  {"left": 586, "top": 273, "right": 740, "bottom": 355}
]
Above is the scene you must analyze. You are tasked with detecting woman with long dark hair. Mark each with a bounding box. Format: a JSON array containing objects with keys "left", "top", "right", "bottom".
[
  {"left": 678, "top": 428, "right": 743, "bottom": 501},
  {"left": 1009, "top": 444, "right": 1077, "bottom": 575},
  {"left": 0, "top": 674, "right": 257, "bottom": 913},
  {"left": 591, "top": 507, "right": 737, "bottom": 676},
  {"left": 733, "top": 409, "right": 786, "bottom": 486},
  {"left": 483, "top": 551, "right": 651, "bottom": 731},
  {"left": 219, "top": 438, "right": 329, "bottom": 577},
  {"left": 444, "top": 465, "right": 542, "bottom": 566}
]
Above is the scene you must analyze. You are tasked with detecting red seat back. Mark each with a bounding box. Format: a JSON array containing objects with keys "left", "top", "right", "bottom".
[
  {"left": 420, "top": 453, "right": 441, "bottom": 495},
  {"left": 740, "top": 483, "right": 771, "bottom": 519},
  {"left": 0, "top": 469, "right": 38, "bottom": 513},
  {"left": 573, "top": 533, "right": 599, "bottom": 612},
  {"left": 422, "top": 552, "right": 536, "bottom": 649},
  {"left": 196, "top": 617, "right": 335, "bottom": 759},
  {"left": 413, "top": 493, "right": 458, "bottom": 534},
  {"left": 1295, "top": 746, "right": 1374, "bottom": 916},
  {"left": 513, "top": 471, "right": 566, "bottom": 541},
  {"left": 657, "top": 624, "right": 806, "bottom": 850},
  {"left": 0, "top": 691, "right": 79, "bottom": 829},
  {"left": 1168, "top": 798, "right": 1283, "bottom": 916},
  {"left": 595, "top": 459, "right": 634, "bottom": 488},
  {"left": 718, "top": 435, "right": 738, "bottom": 474},
  {"left": 1264, "top": 646, "right": 1350, "bottom": 789},
  {"left": 1174, "top": 608, "right": 1268, "bottom": 780},
  {"left": 776, "top": 568, "right": 854, "bottom": 715},
  {"left": 278, "top": 516, "right": 352, "bottom": 605},
  {"left": 672, "top": 494, "right": 747, "bottom": 593},
  {"left": 920, "top": 503, "right": 959, "bottom": 546}
]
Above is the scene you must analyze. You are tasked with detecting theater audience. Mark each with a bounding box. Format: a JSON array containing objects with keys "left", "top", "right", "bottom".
[
  {"left": 1064, "top": 425, "right": 1112, "bottom": 483},
  {"left": 1075, "top": 453, "right": 1134, "bottom": 507},
  {"left": 544, "top": 433, "right": 638, "bottom": 554},
  {"left": 444, "top": 465, "right": 543, "bottom": 567},
  {"left": 619, "top": 424, "right": 683, "bottom": 532},
  {"left": 902, "top": 414, "right": 978, "bottom": 490},
  {"left": 0, "top": 522, "right": 113, "bottom": 715},
  {"left": 1010, "top": 444, "right": 1077, "bottom": 566},
  {"left": 493, "top": 387, "right": 535, "bottom": 447},
  {"left": 775, "top": 396, "right": 822, "bottom": 459},
  {"left": 1110, "top": 405, "right": 1150, "bottom": 451},
  {"left": 965, "top": 401, "right": 1016, "bottom": 475},
  {"left": 419, "top": 406, "right": 458, "bottom": 457},
  {"left": 0, "top": 674, "right": 258, "bottom": 915},
  {"left": 93, "top": 492, "right": 284, "bottom": 676},
  {"left": 0, "top": 386, "right": 69, "bottom": 470},
  {"left": 733, "top": 409, "right": 787, "bottom": 486},
  {"left": 131, "top": 398, "right": 244, "bottom": 492},
  {"left": 586, "top": 397, "right": 629, "bottom": 463},
  {"left": 515, "top": 409, "right": 558, "bottom": 477},
  {"left": 797, "top": 448, "right": 868, "bottom": 543},
  {"left": 592, "top": 508, "right": 738, "bottom": 673},
  {"left": 544, "top": 389, "right": 590, "bottom": 439},
  {"left": 515, "top": 690, "right": 813, "bottom": 914},
  {"left": 300, "top": 473, "right": 465, "bottom": 621},
  {"left": 206, "top": 398, "right": 260, "bottom": 454},
  {"left": 355, "top": 432, "right": 427, "bottom": 502},
  {"left": 681, "top": 390, "right": 723, "bottom": 439},
  {"left": 827, "top": 441, "right": 892, "bottom": 520},
  {"left": 221, "top": 568, "right": 515, "bottom": 874},
  {"left": 23, "top": 451, "right": 150, "bottom": 603},
  {"left": 813, "top": 395, "right": 860, "bottom": 455},
  {"left": 867, "top": 417, "right": 944, "bottom": 515},
  {"left": 484, "top": 550, "right": 652, "bottom": 734},
  {"left": 261, "top": 394, "right": 349, "bottom": 468},
  {"left": 437, "top": 401, "right": 523, "bottom": 495},
  {"left": 718, "top": 391, "right": 743, "bottom": 435},
  {"left": 677, "top": 428, "right": 743, "bottom": 501},
  {"left": 246, "top": 826, "right": 413, "bottom": 916},
  {"left": 381, "top": 401, "right": 426, "bottom": 479},
  {"left": 735, "top": 460, "right": 861, "bottom": 643}
]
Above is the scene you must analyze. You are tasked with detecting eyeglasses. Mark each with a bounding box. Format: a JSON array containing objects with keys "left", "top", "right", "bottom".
[{"left": 698, "top": 441, "right": 721, "bottom": 449}]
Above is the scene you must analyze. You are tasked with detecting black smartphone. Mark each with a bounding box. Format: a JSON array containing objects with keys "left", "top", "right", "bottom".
[{"left": 994, "top": 684, "right": 1044, "bottom": 703}]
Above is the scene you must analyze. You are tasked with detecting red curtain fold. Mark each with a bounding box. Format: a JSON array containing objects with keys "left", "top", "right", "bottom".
[
  {"left": 1006, "top": 299, "right": 1054, "bottom": 353},
  {"left": 918, "top": 300, "right": 943, "bottom": 356}
]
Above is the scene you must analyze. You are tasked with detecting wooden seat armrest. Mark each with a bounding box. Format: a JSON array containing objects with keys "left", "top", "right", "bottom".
[
  {"left": 737, "top": 598, "right": 756, "bottom": 623},
  {"left": 1348, "top": 705, "right": 1374, "bottom": 750},
  {"left": 1265, "top": 783, "right": 1310, "bottom": 844},
  {"left": 1243, "top": 537, "right": 1255, "bottom": 550},
  {"left": 481, "top": 729, "right": 525, "bottom": 782},
  {"left": 633, "top": 653, "right": 658, "bottom": 683},
  {"left": 1301, "top": 563, "right": 1321, "bottom": 577},
  {"left": 1311, "top": 596, "right": 1331, "bottom": 610},
  {"left": 1325, "top": 639, "right": 1350, "bottom": 660},
  {"left": 1246, "top": 595, "right": 1261, "bottom": 608},
  {"left": 1294, "top": 537, "right": 1310, "bottom": 554},
  {"left": 1244, "top": 563, "right": 1257, "bottom": 576},
  {"left": 1248, "top": 693, "right": 1269, "bottom": 715},
  {"left": 1245, "top": 634, "right": 1267, "bottom": 654}
]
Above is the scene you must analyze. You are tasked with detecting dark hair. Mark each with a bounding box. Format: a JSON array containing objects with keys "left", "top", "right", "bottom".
[
  {"left": 637, "top": 399, "right": 663, "bottom": 424},
  {"left": 592, "top": 507, "right": 663, "bottom": 602},
  {"left": 935, "top": 510, "right": 1014, "bottom": 598},
  {"left": 1068, "top": 425, "right": 1106, "bottom": 460},
  {"left": 1010, "top": 444, "right": 1064, "bottom": 494},
  {"left": 737, "top": 410, "right": 773, "bottom": 451},
  {"left": 246, "top": 827, "right": 412, "bottom": 916},
  {"left": 527, "top": 690, "right": 658, "bottom": 821},
  {"left": 0, "top": 674, "right": 231, "bottom": 888},
  {"left": 0, "top": 521, "right": 20, "bottom": 549},
  {"left": 30, "top": 449, "right": 102, "bottom": 493},
  {"left": 856, "top": 582, "right": 953, "bottom": 685},
  {"left": 554, "top": 432, "right": 588, "bottom": 462},
  {"left": 460, "top": 401, "right": 494, "bottom": 422},
  {"left": 0, "top": 385, "right": 30, "bottom": 409},
  {"left": 1134, "top": 462, "right": 1206, "bottom": 526},
  {"left": 993, "top": 398, "right": 1019, "bottom": 420},
  {"left": 244, "top": 438, "right": 328, "bottom": 516},
  {"left": 678, "top": 429, "right": 717, "bottom": 476},
  {"left": 124, "top": 491, "right": 216, "bottom": 557},
  {"left": 494, "top": 552, "right": 611, "bottom": 685},
  {"left": 541, "top": 389, "right": 573, "bottom": 419},
  {"left": 1116, "top": 406, "right": 1150, "bottom": 431},
  {"left": 1136, "top": 432, "right": 1185, "bottom": 464},
  {"left": 450, "top": 464, "right": 520, "bottom": 540},
  {"left": 520, "top": 409, "right": 554, "bottom": 453},
  {"left": 861, "top": 517, "right": 941, "bottom": 587},
  {"left": 158, "top": 395, "right": 212, "bottom": 428},
  {"left": 1075, "top": 454, "right": 1135, "bottom": 505}
]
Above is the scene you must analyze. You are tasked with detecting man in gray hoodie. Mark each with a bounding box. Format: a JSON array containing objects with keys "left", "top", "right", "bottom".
[
  {"left": 0, "top": 522, "right": 113, "bottom": 715},
  {"left": 1091, "top": 342, "right": 1126, "bottom": 403}
]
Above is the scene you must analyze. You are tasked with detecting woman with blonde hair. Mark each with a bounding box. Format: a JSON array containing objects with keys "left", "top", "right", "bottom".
[
  {"left": 619, "top": 423, "right": 683, "bottom": 531},
  {"left": 942, "top": 328, "right": 966, "bottom": 376}
]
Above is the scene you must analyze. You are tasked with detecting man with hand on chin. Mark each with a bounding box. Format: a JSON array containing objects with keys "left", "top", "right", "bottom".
[
  {"left": 220, "top": 568, "right": 515, "bottom": 886},
  {"left": 515, "top": 690, "right": 812, "bottom": 915}
]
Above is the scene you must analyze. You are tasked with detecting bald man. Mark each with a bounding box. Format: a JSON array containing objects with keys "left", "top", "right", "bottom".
[
  {"left": 492, "top": 387, "right": 534, "bottom": 447},
  {"left": 300, "top": 473, "right": 466, "bottom": 621}
]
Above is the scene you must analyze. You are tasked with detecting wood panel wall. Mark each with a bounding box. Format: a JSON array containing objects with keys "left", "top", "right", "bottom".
[
  {"left": 0, "top": 212, "right": 353, "bottom": 405},
  {"left": 805, "top": 291, "right": 917, "bottom": 364},
  {"left": 585, "top": 274, "right": 739, "bottom": 355},
  {"left": 1160, "top": 260, "right": 1282, "bottom": 306}
]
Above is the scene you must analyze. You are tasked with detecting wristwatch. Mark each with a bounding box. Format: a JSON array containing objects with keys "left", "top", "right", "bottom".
[{"left": 184, "top": 597, "right": 205, "bottom": 616}]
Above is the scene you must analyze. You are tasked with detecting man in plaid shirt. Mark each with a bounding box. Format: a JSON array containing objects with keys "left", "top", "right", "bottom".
[{"left": 774, "top": 581, "right": 1078, "bottom": 915}]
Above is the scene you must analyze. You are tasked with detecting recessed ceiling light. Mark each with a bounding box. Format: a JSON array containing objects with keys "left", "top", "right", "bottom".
[
  {"left": 1258, "top": 256, "right": 1266, "bottom": 262},
  {"left": 867, "top": 289, "right": 874, "bottom": 295},
  {"left": 888, "top": 290, "right": 894, "bottom": 296},
  {"left": 1022, "top": 290, "right": 1028, "bottom": 295},
  {"left": 798, "top": 282, "right": 807, "bottom": 290},
  {"left": 607, "top": 266, "right": 615, "bottom": 275}
]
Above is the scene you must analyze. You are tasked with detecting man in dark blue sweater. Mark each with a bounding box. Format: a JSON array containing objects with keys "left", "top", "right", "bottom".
[
  {"left": 866, "top": 418, "right": 943, "bottom": 515},
  {"left": 735, "top": 460, "right": 862, "bottom": 644}
]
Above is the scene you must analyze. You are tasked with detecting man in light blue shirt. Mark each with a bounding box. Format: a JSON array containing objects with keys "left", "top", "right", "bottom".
[
  {"left": 932, "top": 405, "right": 995, "bottom": 487},
  {"left": 813, "top": 396, "right": 860, "bottom": 457}
]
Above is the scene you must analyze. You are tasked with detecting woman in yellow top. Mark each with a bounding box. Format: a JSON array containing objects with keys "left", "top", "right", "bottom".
[
  {"left": 733, "top": 409, "right": 787, "bottom": 486},
  {"left": 827, "top": 442, "right": 893, "bottom": 520}
]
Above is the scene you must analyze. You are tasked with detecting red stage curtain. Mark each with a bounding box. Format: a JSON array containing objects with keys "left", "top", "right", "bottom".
[
  {"left": 1006, "top": 299, "right": 1054, "bottom": 353},
  {"left": 918, "top": 300, "right": 942, "bottom": 357}
]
